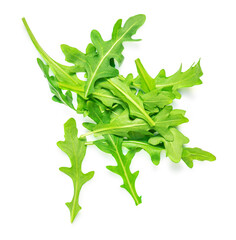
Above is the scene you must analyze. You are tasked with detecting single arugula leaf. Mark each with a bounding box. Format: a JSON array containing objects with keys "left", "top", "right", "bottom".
[
  {"left": 155, "top": 61, "right": 203, "bottom": 91},
  {"left": 153, "top": 106, "right": 189, "bottom": 141},
  {"left": 57, "top": 118, "right": 94, "bottom": 222},
  {"left": 123, "top": 140, "right": 164, "bottom": 165},
  {"left": 140, "top": 89, "right": 175, "bottom": 112},
  {"left": 22, "top": 18, "right": 85, "bottom": 96},
  {"left": 82, "top": 109, "right": 151, "bottom": 138},
  {"left": 182, "top": 147, "right": 216, "bottom": 168},
  {"left": 149, "top": 128, "right": 189, "bottom": 163},
  {"left": 85, "top": 102, "right": 141, "bottom": 205},
  {"left": 61, "top": 14, "right": 146, "bottom": 98},
  {"left": 133, "top": 61, "right": 203, "bottom": 98},
  {"left": 94, "top": 135, "right": 142, "bottom": 205},
  {"left": 37, "top": 58, "right": 75, "bottom": 110},
  {"left": 101, "top": 77, "right": 155, "bottom": 126},
  {"left": 135, "top": 58, "right": 155, "bottom": 92}
]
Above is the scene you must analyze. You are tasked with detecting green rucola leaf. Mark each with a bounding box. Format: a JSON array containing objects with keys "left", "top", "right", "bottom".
[
  {"left": 135, "top": 58, "right": 155, "bottom": 92},
  {"left": 37, "top": 59, "right": 75, "bottom": 110},
  {"left": 155, "top": 61, "right": 203, "bottom": 91},
  {"left": 123, "top": 140, "right": 164, "bottom": 165},
  {"left": 101, "top": 77, "right": 155, "bottom": 126},
  {"left": 61, "top": 14, "right": 146, "bottom": 98},
  {"left": 182, "top": 147, "right": 216, "bottom": 168},
  {"left": 22, "top": 18, "right": 85, "bottom": 95},
  {"left": 133, "top": 60, "right": 203, "bottom": 99},
  {"left": 85, "top": 102, "right": 141, "bottom": 205},
  {"left": 153, "top": 106, "right": 189, "bottom": 141},
  {"left": 94, "top": 135, "right": 142, "bottom": 205},
  {"left": 149, "top": 128, "right": 189, "bottom": 163},
  {"left": 57, "top": 118, "right": 94, "bottom": 223}
]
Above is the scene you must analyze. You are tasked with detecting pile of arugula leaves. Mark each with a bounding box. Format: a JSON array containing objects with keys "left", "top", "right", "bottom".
[{"left": 22, "top": 14, "right": 215, "bottom": 223}]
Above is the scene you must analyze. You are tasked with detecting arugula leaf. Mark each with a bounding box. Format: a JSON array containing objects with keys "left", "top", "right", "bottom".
[
  {"left": 61, "top": 14, "right": 146, "bottom": 98},
  {"left": 123, "top": 140, "right": 164, "bottom": 165},
  {"left": 57, "top": 118, "right": 94, "bottom": 222},
  {"left": 101, "top": 77, "right": 155, "bottom": 126},
  {"left": 155, "top": 61, "right": 203, "bottom": 91},
  {"left": 149, "top": 128, "right": 189, "bottom": 163},
  {"left": 86, "top": 102, "right": 141, "bottom": 205},
  {"left": 133, "top": 60, "right": 203, "bottom": 98},
  {"left": 182, "top": 147, "right": 216, "bottom": 168},
  {"left": 37, "top": 59, "right": 75, "bottom": 110},
  {"left": 94, "top": 135, "right": 142, "bottom": 205},
  {"left": 153, "top": 106, "right": 189, "bottom": 141},
  {"left": 135, "top": 58, "right": 155, "bottom": 92},
  {"left": 22, "top": 18, "right": 85, "bottom": 96}
]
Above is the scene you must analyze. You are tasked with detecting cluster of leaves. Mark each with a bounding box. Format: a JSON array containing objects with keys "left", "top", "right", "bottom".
[{"left": 22, "top": 14, "right": 215, "bottom": 223}]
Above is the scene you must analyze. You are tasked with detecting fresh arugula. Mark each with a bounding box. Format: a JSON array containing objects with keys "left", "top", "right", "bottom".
[
  {"left": 57, "top": 118, "right": 94, "bottom": 222},
  {"left": 23, "top": 14, "right": 215, "bottom": 223}
]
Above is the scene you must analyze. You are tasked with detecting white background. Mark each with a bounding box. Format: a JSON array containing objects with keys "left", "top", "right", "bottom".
[{"left": 1, "top": 0, "right": 235, "bottom": 239}]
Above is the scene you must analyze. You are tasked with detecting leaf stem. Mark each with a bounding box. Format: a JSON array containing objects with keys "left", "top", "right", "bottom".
[
  {"left": 22, "top": 18, "right": 78, "bottom": 85},
  {"left": 80, "top": 132, "right": 94, "bottom": 138},
  {"left": 85, "top": 141, "right": 94, "bottom": 145},
  {"left": 22, "top": 18, "right": 56, "bottom": 68}
]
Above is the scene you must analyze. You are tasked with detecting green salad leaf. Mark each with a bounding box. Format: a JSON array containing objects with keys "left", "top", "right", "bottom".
[
  {"left": 95, "top": 135, "right": 142, "bottom": 205},
  {"left": 57, "top": 118, "right": 94, "bottom": 222},
  {"left": 182, "top": 147, "right": 216, "bottom": 168}
]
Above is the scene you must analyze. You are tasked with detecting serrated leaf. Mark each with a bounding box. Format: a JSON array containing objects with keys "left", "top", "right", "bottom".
[
  {"left": 135, "top": 58, "right": 155, "bottom": 92},
  {"left": 149, "top": 128, "right": 189, "bottom": 163},
  {"left": 61, "top": 14, "right": 146, "bottom": 98},
  {"left": 95, "top": 135, "right": 142, "bottom": 205},
  {"left": 57, "top": 118, "right": 94, "bottom": 222},
  {"left": 22, "top": 18, "right": 85, "bottom": 96},
  {"left": 182, "top": 147, "right": 216, "bottom": 168},
  {"left": 155, "top": 61, "right": 203, "bottom": 91},
  {"left": 85, "top": 102, "right": 141, "bottom": 205},
  {"left": 133, "top": 60, "right": 203, "bottom": 99}
]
